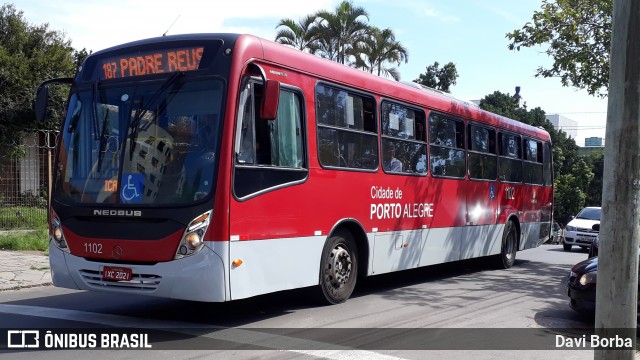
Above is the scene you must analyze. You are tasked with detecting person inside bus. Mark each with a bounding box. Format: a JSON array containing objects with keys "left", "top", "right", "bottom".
[{"left": 383, "top": 146, "right": 403, "bottom": 172}]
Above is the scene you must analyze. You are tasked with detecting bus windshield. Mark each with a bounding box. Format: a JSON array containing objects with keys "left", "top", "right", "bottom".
[{"left": 55, "top": 78, "right": 224, "bottom": 205}]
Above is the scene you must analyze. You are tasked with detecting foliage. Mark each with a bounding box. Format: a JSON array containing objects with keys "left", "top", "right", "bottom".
[
  {"left": 479, "top": 90, "right": 595, "bottom": 222},
  {"left": 0, "top": 4, "right": 80, "bottom": 160},
  {"left": 0, "top": 206, "right": 47, "bottom": 230},
  {"left": 414, "top": 61, "right": 459, "bottom": 93},
  {"left": 354, "top": 26, "right": 408, "bottom": 81},
  {"left": 506, "top": 0, "right": 612, "bottom": 97},
  {"left": 275, "top": 15, "right": 319, "bottom": 54},
  {"left": 315, "top": 1, "right": 370, "bottom": 65},
  {"left": 0, "top": 228, "right": 48, "bottom": 252},
  {"left": 583, "top": 149, "right": 604, "bottom": 206},
  {"left": 274, "top": 1, "right": 409, "bottom": 81}
]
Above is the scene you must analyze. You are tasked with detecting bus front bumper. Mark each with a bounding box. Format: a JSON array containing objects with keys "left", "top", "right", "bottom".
[{"left": 49, "top": 240, "right": 228, "bottom": 302}]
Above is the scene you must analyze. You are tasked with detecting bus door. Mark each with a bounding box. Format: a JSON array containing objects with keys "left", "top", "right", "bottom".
[{"left": 229, "top": 73, "right": 309, "bottom": 299}]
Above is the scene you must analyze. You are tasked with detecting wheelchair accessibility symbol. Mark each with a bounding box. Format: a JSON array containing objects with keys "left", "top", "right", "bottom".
[{"left": 122, "top": 174, "right": 144, "bottom": 203}]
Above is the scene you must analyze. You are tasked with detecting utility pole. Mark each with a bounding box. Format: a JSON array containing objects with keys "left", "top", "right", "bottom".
[{"left": 595, "top": 0, "right": 640, "bottom": 359}]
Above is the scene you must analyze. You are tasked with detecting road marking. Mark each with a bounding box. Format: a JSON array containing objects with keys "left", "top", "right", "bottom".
[{"left": 0, "top": 304, "right": 406, "bottom": 360}]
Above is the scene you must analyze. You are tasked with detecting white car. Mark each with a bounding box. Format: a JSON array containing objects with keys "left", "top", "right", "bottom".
[{"left": 563, "top": 207, "right": 601, "bottom": 251}]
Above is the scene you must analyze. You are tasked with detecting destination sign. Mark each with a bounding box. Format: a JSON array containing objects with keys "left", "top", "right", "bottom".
[{"left": 98, "top": 47, "right": 204, "bottom": 79}]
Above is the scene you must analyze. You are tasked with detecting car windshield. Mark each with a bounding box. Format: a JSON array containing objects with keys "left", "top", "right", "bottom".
[
  {"left": 576, "top": 208, "right": 601, "bottom": 221},
  {"left": 55, "top": 78, "right": 223, "bottom": 205}
]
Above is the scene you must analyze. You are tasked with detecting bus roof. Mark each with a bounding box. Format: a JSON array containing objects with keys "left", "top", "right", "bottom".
[{"left": 87, "top": 33, "right": 551, "bottom": 142}]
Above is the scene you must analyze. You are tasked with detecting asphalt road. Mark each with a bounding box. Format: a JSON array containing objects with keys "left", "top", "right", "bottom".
[{"left": 0, "top": 244, "right": 599, "bottom": 360}]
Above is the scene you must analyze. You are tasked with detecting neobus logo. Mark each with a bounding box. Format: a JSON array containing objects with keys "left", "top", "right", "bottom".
[{"left": 93, "top": 210, "right": 142, "bottom": 217}]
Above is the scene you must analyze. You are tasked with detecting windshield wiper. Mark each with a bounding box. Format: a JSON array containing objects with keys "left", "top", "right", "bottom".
[
  {"left": 92, "top": 80, "right": 101, "bottom": 140},
  {"left": 91, "top": 79, "right": 112, "bottom": 173},
  {"left": 96, "top": 107, "right": 111, "bottom": 172},
  {"left": 128, "top": 71, "right": 184, "bottom": 160}
]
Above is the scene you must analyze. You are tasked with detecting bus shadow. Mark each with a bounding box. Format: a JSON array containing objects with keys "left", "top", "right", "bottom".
[{"left": 0, "top": 255, "right": 584, "bottom": 351}]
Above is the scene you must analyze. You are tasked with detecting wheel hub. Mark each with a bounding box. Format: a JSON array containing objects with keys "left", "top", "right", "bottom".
[{"left": 329, "top": 246, "right": 352, "bottom": 286}]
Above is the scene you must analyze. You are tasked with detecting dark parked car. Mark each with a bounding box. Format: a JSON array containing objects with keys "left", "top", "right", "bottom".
[
  {"left": 567, "top": 243, "right": 639, "bottom": 314},
  {"left": 566, "top": 256, "right": 599, "bottom": 313}
]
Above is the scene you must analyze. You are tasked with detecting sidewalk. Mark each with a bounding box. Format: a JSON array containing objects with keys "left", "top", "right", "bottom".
[{"left": 0, "top": 250, "right": 51, "bottom": 291}]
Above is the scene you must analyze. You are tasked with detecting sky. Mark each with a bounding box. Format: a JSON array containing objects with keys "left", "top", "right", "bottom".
[{"left": 13, "top": 0, "right": 608, "bottom": 146}]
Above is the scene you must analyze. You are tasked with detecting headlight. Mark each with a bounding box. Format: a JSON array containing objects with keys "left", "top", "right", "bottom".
[
  {"left": 566, "top": 226, "right": 577, "bottom": 232},
  {"left": 175, "top": 211, "right": 211, "bottom": 259},
  {"left": 50, "top": 211, "right": 70, "bottom": 253},
  {"left": 579, "top": 272, "right": 597, "bottom": 286}
]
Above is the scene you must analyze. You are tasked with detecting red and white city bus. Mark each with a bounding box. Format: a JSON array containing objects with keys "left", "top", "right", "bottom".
[{"left": 35, "top": 33, "right": 553, "bottom": 304}]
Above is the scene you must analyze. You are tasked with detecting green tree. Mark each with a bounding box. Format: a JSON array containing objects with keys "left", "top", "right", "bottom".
[
  {"left": 506, "top": 0, "right": 612, "bottom": 97},
  {"left": 414, "top": 61, "right": 459, "bottom": 93},
  {"left": 315, "top": 1, "right": 369, "bottom": 65},
  {"left": 355, "top": 27, "right": 408, "bottom": 81},
  {"left": 275, "top": 15, "right": 319, "bottom": 54},
  {"left": 0, "top": 3, "right": 79, "bottom": 158},
  {"left": 584, "top": 149, "right": 604, "bottom": 206}
]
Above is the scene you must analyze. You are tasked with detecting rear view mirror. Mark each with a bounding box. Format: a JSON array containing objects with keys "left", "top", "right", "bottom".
[
  {"left": 33, "top": 77, "right": 73, "bottom": 122},
  {"left": 35, "top": 85, "right": 50, "bottom": 122},
  {"left": 260, "top": 79, "right": 280, "bottom": 120},
  {"left": 592, "top": 224, "right": 600, "bottom": 231}
]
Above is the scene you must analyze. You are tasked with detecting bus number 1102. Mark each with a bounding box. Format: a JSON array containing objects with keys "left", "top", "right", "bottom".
[{"left": 84, "top": 243, "right": 103, "bottom": 254}]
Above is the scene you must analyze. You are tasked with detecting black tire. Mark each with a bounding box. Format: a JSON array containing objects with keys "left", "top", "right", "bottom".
[
  {"left": 317, "top": 230, "right": 358, "bottom": 305},
  {"left": 496, "top": 220, "right": 517, "bottom": 269},
  {"left": 563, "top": 242, "right": 572, "bottom": 252}
]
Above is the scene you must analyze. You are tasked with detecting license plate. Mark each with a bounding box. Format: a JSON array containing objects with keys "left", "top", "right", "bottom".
[{"left": 102, "top": 266, "right": 132, "bottom": 281}]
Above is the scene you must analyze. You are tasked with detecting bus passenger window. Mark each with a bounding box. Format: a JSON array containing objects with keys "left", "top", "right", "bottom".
[
  {"left": 467, "top": 124, "right": 497, "bottom": 181},
  {"left": 429, "top": 113, "right": 465, "bottom": 178},
  {"left": 498, "top": 132, "right": 522, "bottom": 183},
  {"left": 523, "top": 138, "right": 543, "bottom": 185},
  {"left": 316, "top": 84, "right": 378, "bottom": 170},
  {"left": 380, "top": 101, "right": 427, "bottom": 175}
]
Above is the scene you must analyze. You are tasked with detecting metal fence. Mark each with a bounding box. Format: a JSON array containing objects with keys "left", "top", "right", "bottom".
[{"left": 0, "top": 130, "right": 58, "bottom": 230}]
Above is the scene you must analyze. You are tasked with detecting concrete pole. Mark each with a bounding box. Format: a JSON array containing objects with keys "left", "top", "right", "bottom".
[{"left": 595, "top": 0, "right": 640, "bottom": 358}]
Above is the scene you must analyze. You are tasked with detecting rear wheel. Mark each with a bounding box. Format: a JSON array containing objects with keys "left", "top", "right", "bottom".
[
  {"left": 317, "top": 230, "right": 358, "bottom": 304},
  {"left": 496, "top": 220, "right": 517, "bottom": 269}
]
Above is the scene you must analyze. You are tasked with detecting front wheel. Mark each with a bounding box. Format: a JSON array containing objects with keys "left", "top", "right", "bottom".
[
  {"left": 317, "top": 230, "right": 358, "bottom": 305},
  {"left": 496, "top": 220, "right": 517, "bottom": 269},
  {"left": 563, "top": 242, "right": 572, "bottom": 252}
]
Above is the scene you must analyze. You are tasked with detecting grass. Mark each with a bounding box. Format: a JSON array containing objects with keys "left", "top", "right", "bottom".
[
  {"left": 0, "top": 206, "right": 49, "bottom": 253},
  {"left": 0, "top": 206, "right": 47, "bottom": 229},
  {"left": 0, "top": 228, "right": 49, "bottom": 253}
]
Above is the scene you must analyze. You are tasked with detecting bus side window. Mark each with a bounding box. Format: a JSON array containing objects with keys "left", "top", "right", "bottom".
[
  {"left": 237, "top": 82, "right": 255, "bottom": 165},
  {"left": 234, "top": 81, "right": 307, "bottom": 199}
]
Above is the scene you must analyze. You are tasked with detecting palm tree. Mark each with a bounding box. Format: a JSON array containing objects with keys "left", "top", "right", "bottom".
[
  {"left": 315, "top": 1, "right": 370, "bottom": 65},
  {"left": 275, "top": 14, "right": 319, "bottom": 54},
  {"left": 356, "top": 27, "right": 408, "bottom": 81}
]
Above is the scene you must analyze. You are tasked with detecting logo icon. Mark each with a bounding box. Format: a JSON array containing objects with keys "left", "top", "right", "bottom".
[
  {"left": 121, "top": 174, "right": 144, "bottom": 203},
  {"left": 7, "top": 330, "right": 39, "bottom": 348},
  {"left": 112, "top": 246, "right": 123, "bottom": 259},
  {"left": 489, "top": 185, "right": 495, "bottom": 200}
]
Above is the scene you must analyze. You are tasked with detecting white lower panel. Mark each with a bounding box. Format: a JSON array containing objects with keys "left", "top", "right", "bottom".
[
  {"left": 370, "top": 224, "right": 506, "bottom": 274},
  {"left": 460, "top": 224, "right": 505, "bottom": 260},
  {"left": 521, "top": 222, "right": 543, "bottom": 250},
  {"left": 229, "top": 236, "right": 325, "bottom": 300},
  {"left": 371, "top": 230, "right": 423, "bottom": 275},
  {"left": 418, "top": 227, "right": 463, "bottom": 266}
]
